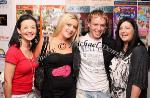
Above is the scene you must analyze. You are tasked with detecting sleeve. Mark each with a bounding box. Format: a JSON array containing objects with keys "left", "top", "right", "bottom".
[
  {"left": 72, "top": 42, "right": 81, "bottom": 81},
  {"left": 5, "top": 46, "right": 19, "bottom": 65},
  {"left": 130, "top": 46, "right": 148, "bottom": 89}
]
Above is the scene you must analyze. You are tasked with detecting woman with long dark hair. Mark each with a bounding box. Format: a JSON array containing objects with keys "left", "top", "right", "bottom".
[
  {"left": 4, "top": 14, "right": 39, "bottom": 98},
  {"left": 110, "top": 17, "right": 149, "bottom": 98}
]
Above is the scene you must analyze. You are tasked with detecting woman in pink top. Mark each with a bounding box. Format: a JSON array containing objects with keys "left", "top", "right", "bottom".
[{"left": 4, "top": 14, "right": 39, "bottom": 98}]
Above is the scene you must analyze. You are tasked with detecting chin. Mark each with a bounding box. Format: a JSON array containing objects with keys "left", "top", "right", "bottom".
[
  {"left": 65, "top": 36, "right": 71, "bottom": 38},
  {"left": 94, "top": 35, "right": 101, "bottom": 39},
  {"left": 26, "top": 38, "right": 34, "bottom": 41},
  {"left": 122, "top": 39, "right": 129, "bottom": 42}
]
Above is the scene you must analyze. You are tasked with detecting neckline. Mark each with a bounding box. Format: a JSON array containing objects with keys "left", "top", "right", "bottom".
[{"left": 19, "top": 48, "right": 34, "bottom": 60}]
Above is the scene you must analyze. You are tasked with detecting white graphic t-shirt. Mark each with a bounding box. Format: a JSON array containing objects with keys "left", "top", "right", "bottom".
[
  {"left": 77, "top": 34, "right": 109, "bottom": 93},
  {"left": 110, "top": 53, "right": 131, "bottom": 98}
]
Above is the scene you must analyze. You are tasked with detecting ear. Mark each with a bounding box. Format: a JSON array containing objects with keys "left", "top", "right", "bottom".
[
  {"left": 87, "top": 22, "right": 91, "bottom": 28},
  {"left": 17, "top": 28, "right": 21, "bottom": 34}
]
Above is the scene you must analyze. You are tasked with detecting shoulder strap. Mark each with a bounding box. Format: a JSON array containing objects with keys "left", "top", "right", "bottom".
[
  {"left": 41, "top": 37, "right": 49, "bottom": 56},
  {"left": 38, "top": 36, "right": 49, "bottom": 62}
]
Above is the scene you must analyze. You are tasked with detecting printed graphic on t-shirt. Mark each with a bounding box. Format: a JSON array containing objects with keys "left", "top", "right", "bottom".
[
  {"left": 110, "top": 54, "right": 131, "bottom": 98},
  {"left": 52, "top": 65, "right": 71, "bottom": 77},
  {"left": 77, "top": 34, "right": 109, "bottom": 92}
]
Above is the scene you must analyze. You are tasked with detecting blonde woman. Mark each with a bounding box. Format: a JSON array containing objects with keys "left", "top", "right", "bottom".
[{"left": 35, "top": 13, "right": 80, "bottom": 98}]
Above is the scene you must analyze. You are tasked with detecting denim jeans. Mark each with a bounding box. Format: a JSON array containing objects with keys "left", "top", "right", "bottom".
[{"left": 76, "top": 89, "right": 110, "bottom": 98}]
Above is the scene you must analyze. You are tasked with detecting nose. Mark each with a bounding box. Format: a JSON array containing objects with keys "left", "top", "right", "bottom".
[
  {"left": 27, "top": 27, "right": 34, "bottom": 32},
  {"left": 96, "top": 25, "right": 103, "bottom": 32},
  {"left": 98, "top": 25, "right": 102, "bottom": 30},
  {"left": 120, "top": 27, "right": 126, "bottom": 32},
  {"left": 119, "top": 28, "right": 126, "bottom": 34}
]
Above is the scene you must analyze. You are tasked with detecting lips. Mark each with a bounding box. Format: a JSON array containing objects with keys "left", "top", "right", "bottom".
[
  {"left": 24, "top": 32, "right": 35, "bottom": 39},
  {"left": 121, "top": 34, "right": 128, "bottom": 38},
  {"left": 26, "top": 34, "right": 34, "bottom": 37},
  {"left": 66, "top": 29, "right": 74, "bottom": 36},
  {"left": 94, "top": 31, "right": 102, "bottom": 36}
]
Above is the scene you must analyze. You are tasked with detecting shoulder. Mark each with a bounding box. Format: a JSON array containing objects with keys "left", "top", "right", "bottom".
[
  {"left": 79, "top": 33, "right": 89, "bottom": 40},
  {"left": 102, "top": 35, "right": 116, "bottom": 49},
  {"left": 131, "top": 45, "right": 149, "bottom": 63},
  {"left": 5, "top": 45, "right": 20, "bottom": 64},
  {"left": 103, "top": 35, "right": 115, "bottom": 43},
  {"left": 132, "top": 45, "right": 147, "bottom": 55},
  {"left": 34, "top": 37, "right": 44, "bottom": 58},
  {"left": 6, "top": 45, "right": 19, "bottom": 54}
]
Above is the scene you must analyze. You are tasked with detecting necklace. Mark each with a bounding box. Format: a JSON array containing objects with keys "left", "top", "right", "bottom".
[
  {"left": 20, "top": 47, "right": 35, "bottom": 89},
  {"left": 28, "top": 56, "right": 36, "bottom": 90},
  {"left": 58, "top": 43, "right": 67, "bottom": 50}
]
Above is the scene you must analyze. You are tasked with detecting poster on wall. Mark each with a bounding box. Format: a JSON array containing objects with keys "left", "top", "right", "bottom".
[
  {"left": 138, "top": 0, "right": 149, "bottom": 1},
  {"left": 16, "top": 0, "right": 65, "bottom": 5},
  {"left": 66, "top": 0, "right": 114, "bottom": 6},
  {"left": 16, "top": 5, "right": 41, "bottom": 32},
  {"left": 137, "top": 2, "right": 150, "bottom": 38},
  {"left": 16, "top": 5, "right": 40, "bottom": 21},
  {"left": 16, "top": 5, "right": 65, "bottom": 37},
  {"left": 41, "top": 5, "right": 65, "bottom": 36},
  {"left": 0, "top": 0, "right": 7, "bottom": 4},
  {"left": 0, "top": 48, "right": 5, "bottom": 73},
  {"left": 0, "top": 0, "right": 10, "bottom": 41},
  {"left": 0, "top": 14, "right": 7, "bottom": 26},
  {"left": 114, "top": 0, "right": 137, "bottom": 1},
  {"left": 113, "top": 1, "right": 137, "bottom": 38}
]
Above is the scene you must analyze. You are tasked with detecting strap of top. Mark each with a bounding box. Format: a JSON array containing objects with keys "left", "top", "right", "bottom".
[{"left": 38, "top": 36, "right": 49, "bottom": 62}]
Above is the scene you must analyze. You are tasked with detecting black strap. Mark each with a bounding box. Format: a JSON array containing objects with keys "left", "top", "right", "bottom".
[{"left": 38, "top": 36, "right": 49, "bottom": 62}]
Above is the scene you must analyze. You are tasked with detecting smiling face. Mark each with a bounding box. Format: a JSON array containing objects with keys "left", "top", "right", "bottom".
[
  {"left": 88, "top": 16, "right": 106, "bottom": 40},
  {"left": 17, "top": 19, "right": 37, "bottom": 42},
  {"left": 119, "top": 21, "right": 134, "bottom": 44},
  {"left": 60, "top": 18, "right": 78, "bottom": 40}
]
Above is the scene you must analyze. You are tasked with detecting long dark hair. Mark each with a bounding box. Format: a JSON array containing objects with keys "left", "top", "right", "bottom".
[
  {"left": 115, "top": 17, "right": 145, "bottom": 56},
  {"left": 9, "top": 14, "right": 39, "bottom": 51}
]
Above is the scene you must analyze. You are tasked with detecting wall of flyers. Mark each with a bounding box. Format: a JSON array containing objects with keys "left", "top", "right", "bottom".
[{"left": 14, "top": 0, "right": 150, "bottom": 45}]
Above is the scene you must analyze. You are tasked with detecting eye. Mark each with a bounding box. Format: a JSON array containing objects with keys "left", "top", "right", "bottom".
[
  {"left": 67, "top": 23, "right": 72, "bottom": 27},
  {"left": 31, "top": 26, "right": 36, "bottom": 29},
  {"left": 100, "top": 24, "right": 106, "bottom": 28},
  {"left": 119, "top": 27, "right": 122, "bottom": 30},
  {"left": 125, "top": 27, "right": 130, "bottom": 29},
  {"left": 73, "top": 25, "right": 77, "bottom": 29},
  {"left": 93, "top": 24, "right": 98, "bottom": 26},
  {"left": 24, "top": 27, "right": 28, "bottom": 29}
]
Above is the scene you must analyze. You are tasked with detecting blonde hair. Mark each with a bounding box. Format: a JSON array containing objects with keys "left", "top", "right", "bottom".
[
  {"left": 52, "top": 13, "right": 80, "bottom": 42},
  {"left": 87, "top": 10, "right": 109, "bottom": 27}
]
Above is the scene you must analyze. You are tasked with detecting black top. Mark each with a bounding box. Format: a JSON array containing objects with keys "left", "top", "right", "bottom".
[
  {"left": 43, "top": 53, "right": 75, "bottom": 90},
  {"left": 126, "top": 46, "right": 148, "bottom": 98}
]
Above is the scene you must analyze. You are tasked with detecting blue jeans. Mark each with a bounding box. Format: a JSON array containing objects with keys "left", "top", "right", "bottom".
[{"left": 76, "top": 89, "right": 110, "bottom": 98}]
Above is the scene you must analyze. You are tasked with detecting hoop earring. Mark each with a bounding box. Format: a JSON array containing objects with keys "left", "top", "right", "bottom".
[
  {"left": 34, "top": 38, "right": 38, "bottom": 44},
  {"left": 19, "top": 34, "right": 22, "bottom": 46}
]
